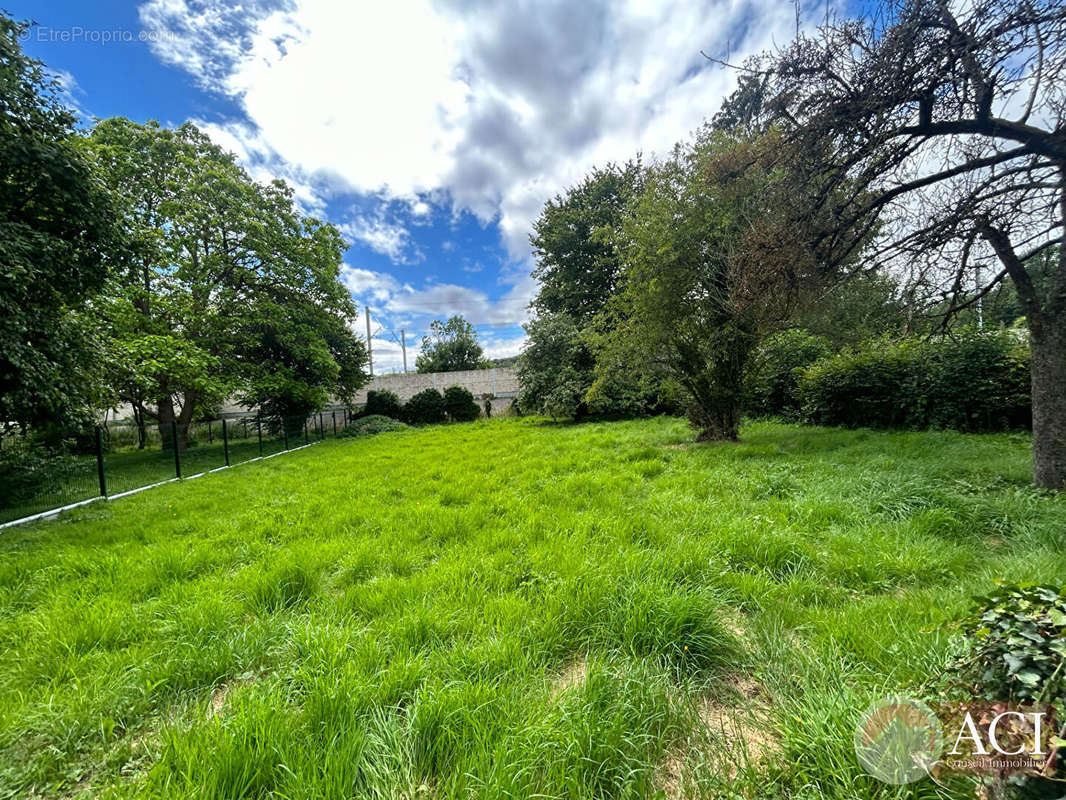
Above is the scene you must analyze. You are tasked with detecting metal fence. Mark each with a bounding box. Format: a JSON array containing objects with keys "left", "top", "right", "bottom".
[{"left": 0, "top": 409, "right": 359, "bottom": 528}]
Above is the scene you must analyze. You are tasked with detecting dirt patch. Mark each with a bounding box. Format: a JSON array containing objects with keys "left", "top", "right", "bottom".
[
  {"left": 550, "top": 657, "right": 587, "bottom": 699},
  {"left": 657, "top": 674, "right": 776, "bottom": 798},
  {"left": 207, "top": 674, "right": 257, "bottom": 719},
  {"left": 721, "top": 614, "right": 749, "bottom": 639}
]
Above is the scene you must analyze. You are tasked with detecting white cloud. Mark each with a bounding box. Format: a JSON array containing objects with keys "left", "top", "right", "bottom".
[
  {"left": 338, "top": 214, "right": 423, "bottom": 264},
  {"left": 340, "top": 265, "right": 403, "bottom": 303},
  {"left": 138, "top": 0, "right": 814, "bottom": 263}
]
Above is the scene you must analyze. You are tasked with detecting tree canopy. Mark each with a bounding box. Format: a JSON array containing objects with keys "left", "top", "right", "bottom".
[
  {"left": 415, "top": 316, "right": 488, "bottom": 373},
  {"left": 86, "top": 118, "right": 368, "bottom": 443},
  {"left": 716, "top": 0, "right": 1066, "bottom": 486},
  {"left": 0, "top": 16, "right": 117, "bottom": 433}
]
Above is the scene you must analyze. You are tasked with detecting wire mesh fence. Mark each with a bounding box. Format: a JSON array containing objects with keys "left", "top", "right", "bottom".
[{"left": 0, "top": 409, "right": 359, "bottom": 526}]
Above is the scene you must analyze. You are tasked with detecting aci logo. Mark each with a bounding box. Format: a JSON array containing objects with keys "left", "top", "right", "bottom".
[
  {"left": 854, "top": 695, "right": 944, "bottom": 784},
  {"left": 855, "top": 695, "right": 1060, "bottom": 785}
]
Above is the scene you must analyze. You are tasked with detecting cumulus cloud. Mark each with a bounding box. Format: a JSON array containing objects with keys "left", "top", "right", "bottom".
[
  {"left": 338, "top": 214, "right": 424, "bottom": 264},
  {"left": 138, "top": 0, "right": 812, "bottom": 263}
]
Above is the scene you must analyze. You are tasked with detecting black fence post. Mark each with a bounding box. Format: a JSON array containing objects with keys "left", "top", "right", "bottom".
[
  {"left": 257, "top": 419, "right": 264, "bottom": 457},
  {"left": 304, "top": 419, "right": 309, "bottom": 445},
  {"left": 332, "top": 411, "right": 337, "bottom": 436},
  {"left": 172, "top": 421, "right": 181, "bottom": 479},
  {"left": 283, "top": 422, "right": 289, "bottom": 451},
  {"left": 319, "top": 412, "right": 325, "bottom": 440},
  {"left": 95, "top": 426, "right": 107, "bottom": 497},
  {"left": 222, "top": 418, "right": 230, "bottom": 467}
]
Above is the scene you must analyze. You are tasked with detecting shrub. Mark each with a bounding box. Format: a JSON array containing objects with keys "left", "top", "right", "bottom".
[
  {"left": 403, "top": 389, "right": 446, "bottom": 425},
  {"left": 338, "top": 415, "right": 409, "bottom": 438},
  {"left": 745, "top": 329, "right": 833, "bottom": 417},
  {"left": 0, "top": 437, "right": 82, "bottom": 509},
  {"left": 943, "top": 582, "right": 1066, "bottom": 704},
  {"left": 939, "top": 582, "right": 1066, "bottom": 796},
  {"left": 798, "top": 329, "right": 1030, "bottom": 432},
  {"left": 363, "top": 389, "right": 403, "bottom": 419},
  {"left": 443, "top": 385, "right": 480, "bottom": 422}
]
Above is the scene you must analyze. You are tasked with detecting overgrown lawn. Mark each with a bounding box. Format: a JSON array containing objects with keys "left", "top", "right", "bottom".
[{"left": 1, "top": 417, "right": 1062, "bottom": 799}]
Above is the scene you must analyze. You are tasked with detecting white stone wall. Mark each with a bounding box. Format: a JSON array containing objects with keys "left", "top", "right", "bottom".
[{"left": 352, "top": 367, "right": 519, "bottom": 404}]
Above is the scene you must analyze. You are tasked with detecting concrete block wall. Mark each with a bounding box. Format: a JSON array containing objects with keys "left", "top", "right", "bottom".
[{"left": 353, "top": 367, "right": 519, "bottom": 404}]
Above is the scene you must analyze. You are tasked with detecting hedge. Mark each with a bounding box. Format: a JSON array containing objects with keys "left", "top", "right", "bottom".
[
  {"left": 797, "top": 329, "right": 1030, "bottom": 432},
  {"left": 443, "top": 385, "right": 481, "bottom": 422},
  {"left": 403, "top": 388, "right": 447, "bottom": 425},
  {"left": 745, "top": 329, "right": 833, "bottom": 417},
  {"left": 363, "top": 389, "right": 403, "bottom": 420}
]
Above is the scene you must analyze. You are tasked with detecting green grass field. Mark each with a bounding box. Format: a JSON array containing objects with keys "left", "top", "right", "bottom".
[{"left": 1, "top": 417, "right": 1063, "bottom": 799}]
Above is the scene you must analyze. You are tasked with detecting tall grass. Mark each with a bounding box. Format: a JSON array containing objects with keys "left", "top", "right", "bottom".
[{"left": 0, "top": 417, "right": 1061, "bottom": 798}]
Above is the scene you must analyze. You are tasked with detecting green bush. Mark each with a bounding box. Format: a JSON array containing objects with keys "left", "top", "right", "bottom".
[
  {"left": 338, "top": 415, "right": 409, "bottom": 438},
  {"left": 798, "top": 329, "right": 1030, "bottom": 432},
  {"left": 745, "top": 329, "right": 833, "bottom": 417},
  {"left": 0, "top": 437, "right": 82, "bottom": 508},
  {"left": 442, "top": 385, "right": 480, "bottom": 422},
  {"left": 363, "top": 389, "right": 403, "bottom": 419},
  {"left": 943, "top": 582, "right": 1066, "bottom": 704},
  {"left": 403, "top": 389, "right": 446, "bottom": 425}
]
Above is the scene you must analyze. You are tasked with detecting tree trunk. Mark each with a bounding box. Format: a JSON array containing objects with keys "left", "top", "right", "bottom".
[
  {"left": 132, "top": 402, "right": 147, "bottom": 449},
  {"left": 157, "top": 395, "right": 178, "bottom": 451},
  {"left": 691, "top": 402, "right": 741, "bottom": 442},
  {"left": 1030, "top": 312, "right": 1066, "bottom": 490}
]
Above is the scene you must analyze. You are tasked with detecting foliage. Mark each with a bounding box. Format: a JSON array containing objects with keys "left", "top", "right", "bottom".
[
  {"left": 415, "top": 316, "right": 488, "bottom": 373},
  {"left": 0, "top": 15, "right": 117, "bottom": 431},
  {"left": 403, "top": 388, "right": 446, "bottom": 424},
  {"left": 338, "top": 414, "right": 410, "bottom": 438},
  {"left": 0, "top": 437, "right": 82, "bottom": 510},
  {"left": 443, "top": 385, "right": 481, "bottom": 422},
  {"left": 363, "top": 390, "right": 403, "bottom": 420},
  {"left": 520, "top": 162, "right": 673, "bottom": 420},
  {"left": 517, "top": 314, "right": 595, "bottom": 418},
  {"left": 745, "top": 330, "right": 833, "bottom": 418},
  {"left": 85, "top": 118, "right": 368, "bottom": 443},
  {"left": 531, "top": 161, "right": 643, "bottom": 323},
  {"left": 795, "top": 272, "right": 908, "bottom": 347},
  {"left": 943, "top": 582, "right": 1066, "bottom": 705},
  {"left": 608, "top": 130, "right": 848, "bottom": 441},
  {"left": 798, "top": 329, "right": 1031, "bottom": 432},
  {"left": 717, "top": 0, "right": 1066, "bottom": 488}
]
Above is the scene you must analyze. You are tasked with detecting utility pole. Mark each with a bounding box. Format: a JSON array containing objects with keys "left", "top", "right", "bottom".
[
  {"left": 401, "top": 329, "right": 408, "bottom": 374},
  {"left": 365, "top": 306, "right": 373, "bottom": 376}
]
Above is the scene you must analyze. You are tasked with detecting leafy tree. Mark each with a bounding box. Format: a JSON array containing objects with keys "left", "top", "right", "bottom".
[
  {"left": 608, "top": 131, "right": 854, "bottom": 441},
  {"left": 718, "top": 0, "right": 1066, "bottom": 486},
  {"left": 86, "top": 118, "right": 368, "bottom": 446},
  {"left": 795, "top": 272, "right": 909, "bottom": 348},
  {"left": 517, "top": 314, "right": 594, "bottom": 418},
  {"left": 745, "top": 330, "right": 833, "bottom": 417},
  {"left": 415, "top": 316, "right": 488, "bottom": 373},
  {"left": 519, "top": 162, "right": 667, "bottom": 418},
  {"left": 0, "top": 15, "right": 117, "bottom": 433},
  {"left": 531, "top": 161, "right": 643, "bottom": 323}
]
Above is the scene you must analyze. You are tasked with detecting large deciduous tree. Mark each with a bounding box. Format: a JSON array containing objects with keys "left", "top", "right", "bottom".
[
  {"left": 86, "top": 118, "right": 368, "bottom": 446},
  {"left": 608, "top": 130, "right": 851, "bottom": 441},
  {"left": 415, "top": 316, "right": 488, "bottom": 373},
  {"left": 519, "top": 162, "right": 671, "bottom": 418},
  {"left": 717, "top": 0, "right": 1066, "bottom": 487},
  {"left": 0, "top": 15, "right": 116, "bottom": 433}
]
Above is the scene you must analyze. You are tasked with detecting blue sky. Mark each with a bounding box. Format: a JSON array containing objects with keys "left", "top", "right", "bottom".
[{"left": 13, "top": 0, "right": 822, "bottom": 373}]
